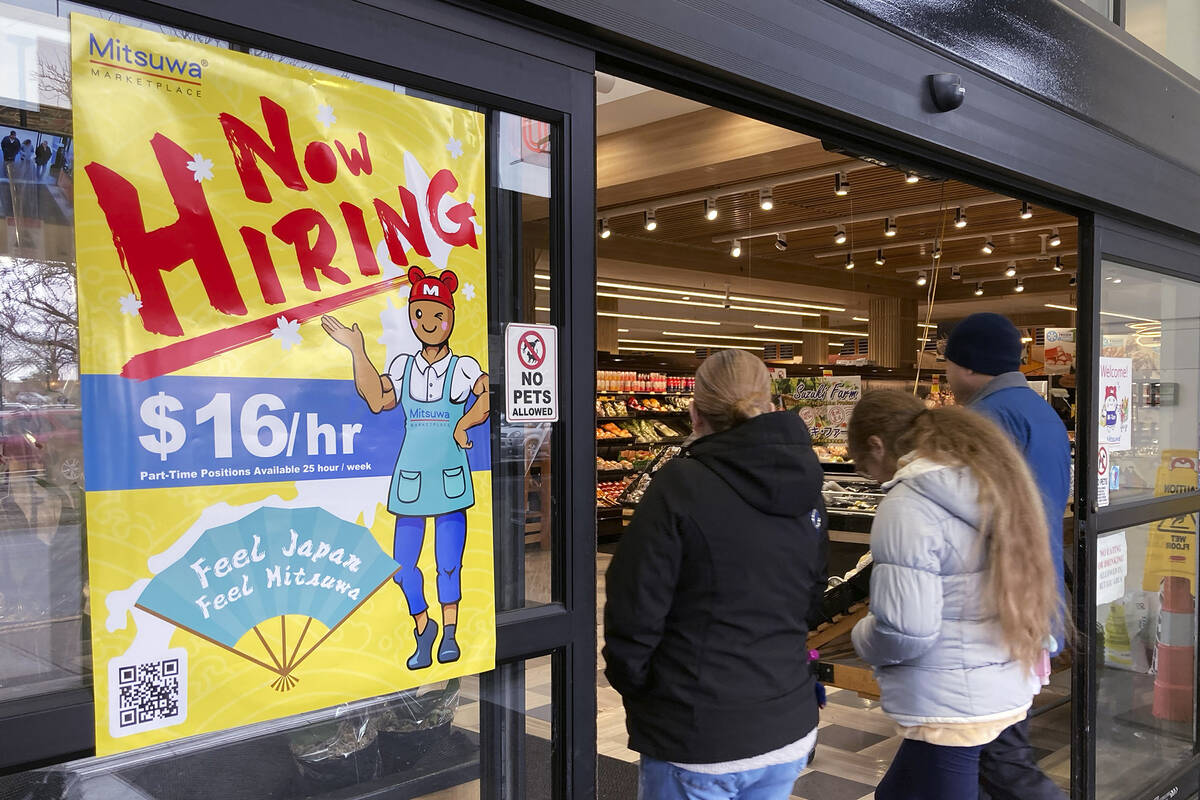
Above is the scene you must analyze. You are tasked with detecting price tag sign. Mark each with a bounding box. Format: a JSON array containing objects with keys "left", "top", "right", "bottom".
[{"left": 505, "top": 323, "right": 558, "bottom": 422}]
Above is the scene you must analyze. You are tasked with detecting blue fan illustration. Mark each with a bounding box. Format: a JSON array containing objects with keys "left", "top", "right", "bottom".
[{"left": 137, "top": 507, "right": 399, "bottom": 690}]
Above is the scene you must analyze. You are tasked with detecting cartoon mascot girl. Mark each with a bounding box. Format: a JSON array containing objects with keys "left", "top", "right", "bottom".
[{"left": 321, "top": 266, "right": 489, "bottom": 669}]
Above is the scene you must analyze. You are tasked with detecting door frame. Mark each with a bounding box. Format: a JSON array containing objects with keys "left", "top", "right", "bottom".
[
  {"left": 0, "top": 2, "right": 598, "bottom": 797},
  {"left": 1075, "top": 216, "right": 1200, "bottom": 800}
]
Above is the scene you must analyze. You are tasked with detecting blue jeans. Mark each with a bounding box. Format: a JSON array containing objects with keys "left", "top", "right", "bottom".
[
  {"left": 875, "top": 738, "right": 984, "bottom": 800},
  {"left": 392, "top": 511, "right": 466, "bottom": 616},
  {"left": 638, "top": 754, "right": 809, "bottom": 800}
]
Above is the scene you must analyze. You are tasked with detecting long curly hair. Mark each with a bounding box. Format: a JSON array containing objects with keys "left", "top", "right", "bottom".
[{"left": 848, "top": 390, "right": 1064, "bottom": 669}]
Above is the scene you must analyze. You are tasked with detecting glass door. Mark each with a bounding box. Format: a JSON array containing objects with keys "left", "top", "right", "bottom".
[{"left": 1079, "top": 218, "right": 1200, "bottom": 800}]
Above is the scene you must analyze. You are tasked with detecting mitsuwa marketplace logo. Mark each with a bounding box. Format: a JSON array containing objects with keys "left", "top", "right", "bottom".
[{"left": 86, "top": 30, "right": 205, "bottom": 88}]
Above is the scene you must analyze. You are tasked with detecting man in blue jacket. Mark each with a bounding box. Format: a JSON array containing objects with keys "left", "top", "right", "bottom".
[{"left": 945, "top": 312, "right": 1070, "bottom": 800}]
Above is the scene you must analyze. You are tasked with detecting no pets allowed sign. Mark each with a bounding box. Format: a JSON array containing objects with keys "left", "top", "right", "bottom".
[{"left": 505, "top": 324, "right": 558, "bottom": 422}]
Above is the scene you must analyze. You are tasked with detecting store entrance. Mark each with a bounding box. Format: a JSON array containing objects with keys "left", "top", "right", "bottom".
[{"left": 585, "top": 76, "right": 1082, "bottom": 799}]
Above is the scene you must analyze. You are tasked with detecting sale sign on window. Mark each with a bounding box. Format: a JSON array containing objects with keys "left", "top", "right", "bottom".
[{"left": 72, "top": 14, "right": 494, "bottom": 754}]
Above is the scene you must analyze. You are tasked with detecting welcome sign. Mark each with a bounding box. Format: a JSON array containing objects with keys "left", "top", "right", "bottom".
[{"left": 73, "top": 14, "right": 495, "bottom": 755}]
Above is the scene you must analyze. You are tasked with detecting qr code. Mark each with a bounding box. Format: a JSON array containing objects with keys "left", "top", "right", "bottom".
[{"left": 109, "top": 648, "right": 187, "bottom": 738}]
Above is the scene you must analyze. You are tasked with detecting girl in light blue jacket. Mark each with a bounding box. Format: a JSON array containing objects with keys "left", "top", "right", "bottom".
[{"left": 848, "top": 391, "right": 1063, "bottom": 800}]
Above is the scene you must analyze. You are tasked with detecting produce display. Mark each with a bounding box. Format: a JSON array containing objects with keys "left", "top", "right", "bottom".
[
  {"left": 597, "top": 477, "right": 634, "bottom": 507},
  {"left": 599, "top": 371, "right": 694, "bottom": 393},
  {"left": 596, "top": 395, "right": 691, "bottom": 418},
  {"left": 597, "top": 457, "right": 636, "bottom": 471},
  {"left": 596, "top": 419, "right": 688, "bottom": 443},
  {"left": 813, "top": 445, "right": 850, "bottom": 463}
]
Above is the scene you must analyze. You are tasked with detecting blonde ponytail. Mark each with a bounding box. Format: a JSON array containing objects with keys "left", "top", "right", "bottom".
[
  {"left": 693, "top": 349, "right": 771, "bottom": 433},
  {"left": 848, "top": 391, "right": 1066, "bottom": 669}
]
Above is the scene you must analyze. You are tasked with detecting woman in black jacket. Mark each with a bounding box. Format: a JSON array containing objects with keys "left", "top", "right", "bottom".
[{"left": 603, "top": 349, "right": 828, "bottom": 799}]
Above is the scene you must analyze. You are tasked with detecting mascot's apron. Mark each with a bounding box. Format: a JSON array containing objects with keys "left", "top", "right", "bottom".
[{"left": 388, "top": 355, "right": 475, "bottom": 516}]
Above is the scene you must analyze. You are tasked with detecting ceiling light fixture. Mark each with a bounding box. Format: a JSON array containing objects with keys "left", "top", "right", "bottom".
[
  {"left": 753, "top": 324, "right": 869, "bottom": 338},
  {"left": 644, "top": 209, "right": 657, "bottom": 231},
  {"left": 594, "top": 281, "right": 845, "bottom": 312},
  {"left": 730, "top": 239, "right": 742, "bottom": 258},
  {"left": 1049, "top": 228, "right": 1062, "bottom": 247},
  {"left": 852, "top": 316, "right": 870, "bottom": 322},
  {"left": 954, "top": 207, "right": 967, "bottom": 228},
  {"left": 620, "top": 338, "right": 759, "bottom": 351},
  {"left": 834, "top": 172, "right": 850, "bottom": 196},
  {"left": 759, "top": 187, "right": 774, "bottom": 211},
  {"left": 705, "top": 198, "right": 719, "bottom": 221},
  {"left": 596, "top": 311, "right": 721, "bottom": 326},
  {"left": 884, "top": 217, "right": 897, "bottom": 237},
  {"left": 932, "top": 245, "right": 942, "bottom": 260},
  {"left": 874, "top": 249, "right": 886, "bottom": 266},
  {"left": 974, "top": 283, "right": 984, "bottom": 296},
  {"left": 1045, "top": 303, "right": 1077, "bottom": 312},
  {"left": 1069, "top": 276, "right": 1077, "bottom": 287},
  {"left": 1019, "top": 201, "right": 1033, "bottom": 219},
  {"left": 1053, "top": 256, "right": 1063, "bottom": 272},
  {"left": 845, "top": 254, "right": 855, "bottom": 270},
  {"left": 905, "top": 171, "right": 920, "bottom": 184},
  {"left": 833, "top": 227, "right": 847, "bottom": 245},
  {"left": 951, "top": 266, "right": 961, "bottom": 280},
  {"left": 618, "top": 345, "right": 699, "bottom": 355},
  {"left": 1014, "top": 278, "right": 1025, "bottom": 293},
  {"left": 982, "top": 237, "right": 995, "bottom": 255},
  {"left": 775, "top": 233, "right": 788, "bottom": 252},
  {"left": 916, "top": 271, "right": 928, "bottom": 286},
  {"left": 598, "top": 218, "right": 611, "bottom": 239},
  {"left": 1005, "top": 262, "right": 1018, "bottom": 278},
  {"left": 661, "top": 331, "right": 805, "bottom": 345}
]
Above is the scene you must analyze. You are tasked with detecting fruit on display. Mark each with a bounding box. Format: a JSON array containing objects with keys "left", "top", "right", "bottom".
[
  {"left": 597, "top": 477, "right": 633, "bottom": 507},
  {"left": 813, "top": 445, "right": 850, "bottom": 463},
  {"left": 596, "top": 457, "right": 636, "bottom": 471}
]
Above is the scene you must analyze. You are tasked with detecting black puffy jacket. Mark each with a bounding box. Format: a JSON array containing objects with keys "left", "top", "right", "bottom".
[{"left": 603, "top": 411, "right": 828, "bottom": 764}]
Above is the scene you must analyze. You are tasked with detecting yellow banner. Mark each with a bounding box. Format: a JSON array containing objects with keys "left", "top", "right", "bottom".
[{"left": 72, "top": 14, "right": 493, "bottom": 755}]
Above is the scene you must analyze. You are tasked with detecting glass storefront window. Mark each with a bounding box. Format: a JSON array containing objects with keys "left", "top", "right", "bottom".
[
  {"left": 1095, "top": 519, "right": 1196, "bottom": 800},
  {"left": 1100, "top": 260, "right": 1200, "bottom": 506},
  {"left": 1124, "top": 0, "right": 1200, "bottom": 79},
  {"left": 0, "top": 2, "right": 87, "bottom": 705},
  {"left": 0, "top": 654, "right": 557, "bottom": 798}
]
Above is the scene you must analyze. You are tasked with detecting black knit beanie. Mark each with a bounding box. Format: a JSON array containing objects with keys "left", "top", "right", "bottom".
[{"left": 945, "top": 313, "right": 1023, "bottom": 375}]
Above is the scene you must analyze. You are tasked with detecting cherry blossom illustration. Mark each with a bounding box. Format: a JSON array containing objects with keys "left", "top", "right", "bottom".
[
  {"left": 186, "top": 154, "right": 214, "bottom": 182},
  {"left": 119, "top": 293, "right": 143, "bottom": 316},
  {"left": 270, "top": 317, "right": 303, "bottom": 350},
  {"left": 316, "top": 103, "right": 337, "bottom": 129}
]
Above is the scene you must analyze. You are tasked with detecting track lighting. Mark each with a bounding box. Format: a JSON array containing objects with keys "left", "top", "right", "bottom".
[
  {"left": 834, "top": 172, "right": 850, "bottom": 197},
  {"left": 759, "top": 187, "right": 774, "bottom": 211},
  {"left": 730, "top": 239, "right": 742, "bottom": 258},
  {"left": 874, "top": 249, "right": 885, "bottom": 266},
  {"left": 982, "top": 237, "right": 994, "bottom": 255},
  {"left": 1069, "top": 275, "right": 1077, "bottom": 287},
  {"left": 845, "top": 254, "right": 855, "bottom": 270},
  {"left": 775, "top": 233, "right": 788, "bottom": 252},
  {"left": 1019, "top": 201, "right": 1033, "bottom": 219},
  {"left": 1004, "top": 262, "right": 1017, "bottom": 278},
  {"left": 916, "top": 271, "right": 928, "bottom": 287},
  {"left": 705, "top": 198, "right": 719, "bottom": 221},
  {"left": 932, "top": 245, "right": 941, "bottom": 260},
  {"left": 1014, "top": 278, "right": 1025, "bottom": 293},
  {"left": 1049, "top": 228, "right": 1062, "bottom": 247},
  {"left": 834, "top": 227, "right": 847, "bottom": 245},
  {"left": 599, "top": 218, "right": 611, "bottom": 239},
  {"left": 905, "top": 171, "right": 920, "bottom": 184},
  {"left": 954, "top": 208, "right": 967, "bottom": 228},
  {"left": 951, "top": 266, "right": 961, "bottom": 280},
  {"left": 1053, "top": 256, "right": 1063, "bottom": 272},
  {"left": 974, "top": 283, "right": 984, "bottom": 296},
  {"left": 644, "top": 209, "right": 657, "bottom": 231},
  {"left": 883, "top": 217, "right": 897, "bottom": 237}
]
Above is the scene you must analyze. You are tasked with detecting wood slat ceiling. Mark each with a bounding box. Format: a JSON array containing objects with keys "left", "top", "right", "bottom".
[{"left": 597, "top": 161, "right": 1077, "bottom": 301}]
